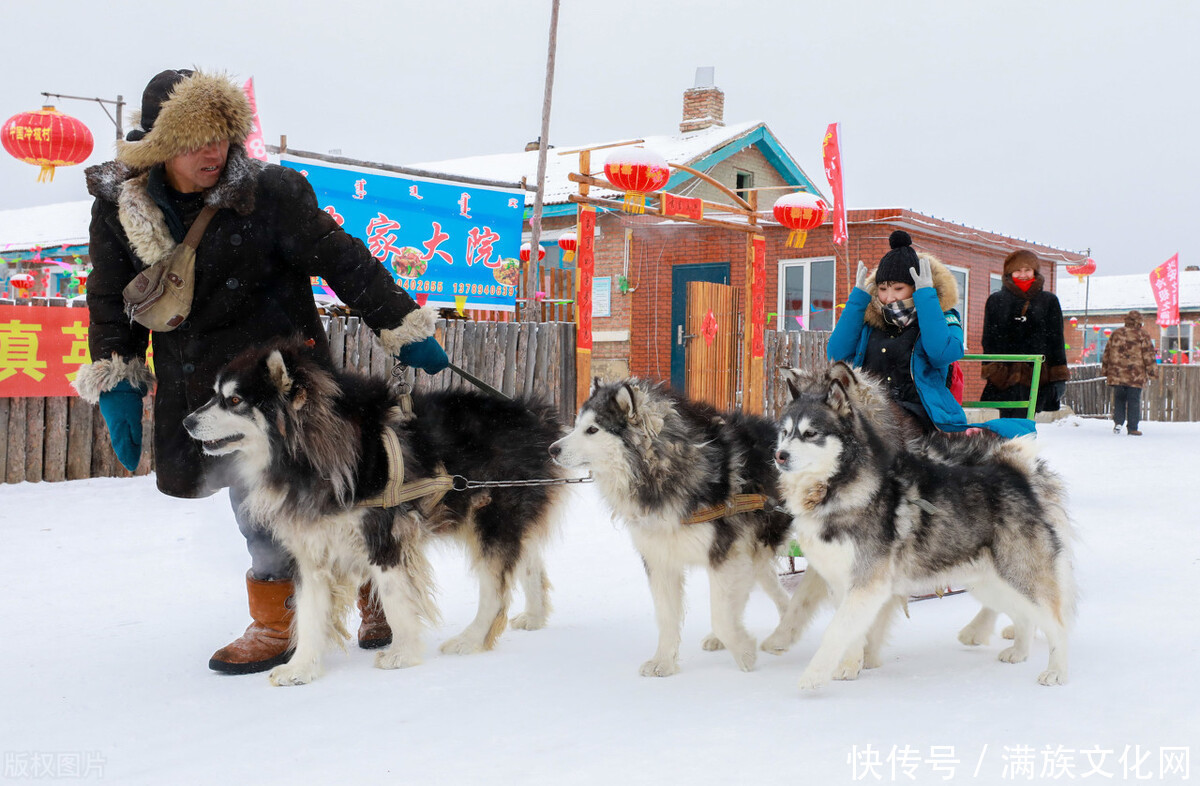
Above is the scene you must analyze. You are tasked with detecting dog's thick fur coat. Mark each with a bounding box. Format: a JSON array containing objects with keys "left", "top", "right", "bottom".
[
  {"left": 550, "top": 379, "right": 795, "bottom": 676},
  {"left": 184, "top": 339, "right": 565, "bottom": 685},
  {"left": 771, "top": 363, "right": 1075, "bottom": 689}
]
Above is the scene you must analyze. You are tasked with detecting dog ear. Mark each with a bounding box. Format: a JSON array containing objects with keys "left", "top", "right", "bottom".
[
  {"left": 590, "top": 376, "right": 603, "bottom": 396},
  {"left": 828, "top": 361, "right": 859, "bottom": 393},
  {"left": 780, "top": 367, "right": 805, "bottom": 400},
  {"left": 615, "top": 382, "right": 638, "bottom": 419},
  {"left": 827, "top": 379, "right": 853, "bottom": 416},
  {"left": 266, "top": 350, "right": 293, "bottom": 396}
]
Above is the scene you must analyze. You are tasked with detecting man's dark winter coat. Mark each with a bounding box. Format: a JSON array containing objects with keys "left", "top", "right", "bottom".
[
  {"left": 980, "top": 273, "right": 1069, "bottom": 412},
  {"left": 84, "top": 145, "right": 421, "bottom": 498}
]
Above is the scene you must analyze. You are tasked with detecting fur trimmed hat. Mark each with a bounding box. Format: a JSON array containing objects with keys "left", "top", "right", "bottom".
[
  {"left": 116, "top": 69, "right": 254, "bottom": 169},
  {"left": 874, "top": 230, "right": 918, "bottom": 286},
  {"left": 1003, "top": 249, "right": 1042, "bottom": 277}
]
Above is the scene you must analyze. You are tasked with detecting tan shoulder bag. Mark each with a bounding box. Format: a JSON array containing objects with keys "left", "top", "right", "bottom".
[{"left": 123, "top": 205, "right": 218, "bottom": 332}]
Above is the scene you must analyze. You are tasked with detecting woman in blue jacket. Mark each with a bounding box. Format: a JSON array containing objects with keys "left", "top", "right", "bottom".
[{"left": 827, "top": 230, "right": 967, "bottom": 434}]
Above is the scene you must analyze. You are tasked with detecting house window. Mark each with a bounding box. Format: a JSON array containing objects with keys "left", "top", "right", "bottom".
[
  {"left": 735, "top": 170, "right": 754, "bottom": 201},
  {"left": 990, "top": 273, "right": 1003, "bottom": 294},
  {"left": 947, "top": 266, "right": 969, "bottom": 346},
  {"left": 778, "top": 258, "right": 836, "bottom": 332},
  {"left": 1081, "top": 323, "right": 1122, "bottom": 364},
  {"left": 1162, "top": 323, "right": 1193, "bottom": 363}
]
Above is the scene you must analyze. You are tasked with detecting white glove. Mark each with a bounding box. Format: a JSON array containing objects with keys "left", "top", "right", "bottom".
[
  {"left": 855, "top": 261, "right": 869, "bottom": 290},
  {"left": 909, "top": 257, "right": 934, "bottom": 290}
]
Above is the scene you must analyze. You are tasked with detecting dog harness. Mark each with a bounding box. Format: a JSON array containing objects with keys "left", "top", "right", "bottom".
[
  {"left": 683, "top": 493, "right": 772, "bottom": 525},
  {"left": 356, "top": 427, "right": 454, "bottom": 511}
]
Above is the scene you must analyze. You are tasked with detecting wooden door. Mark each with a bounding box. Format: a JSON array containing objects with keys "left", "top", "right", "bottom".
[{"left": 684, "top": 280, "right": 741, "bottom": 411}]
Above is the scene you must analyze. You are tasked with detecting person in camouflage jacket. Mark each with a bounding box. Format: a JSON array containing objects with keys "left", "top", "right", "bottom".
[{"left": 1101, "top": 310, "right": 1158, "bottom": 435}]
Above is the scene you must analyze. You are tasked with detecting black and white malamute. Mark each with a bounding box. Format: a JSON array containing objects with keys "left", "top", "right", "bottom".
[
  {"left": 549, "top": 379, "right": 798, "bottom": 676},
  {"left": 771, "top": 362, "right": 1075, "bottom": 690},
  {"left": 183, "top": 338, "right": 566, "bottom": 685}
]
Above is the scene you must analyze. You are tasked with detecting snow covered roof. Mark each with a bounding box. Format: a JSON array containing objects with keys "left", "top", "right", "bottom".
[
  {"left": 1056, "top": 269, "right": 1200, "bottom": 314},
  {"left": 0, "top": 200, "right": 92, "bottom": 255},
  {"left": 407, "top": 120, "right": 822, "bottom": 211}
]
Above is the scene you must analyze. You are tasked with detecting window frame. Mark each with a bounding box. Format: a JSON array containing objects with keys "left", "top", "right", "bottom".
[{"left": 777, "top": 256, "right": 837, "bottom": 332}]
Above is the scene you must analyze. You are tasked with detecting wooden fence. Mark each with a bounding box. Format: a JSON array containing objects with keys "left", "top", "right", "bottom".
[
  {"left": 762, "top": 330, "right": 831, "bottom": 418},
  {"left": 2, "top": 313, "right": 575, "bottom": 485},
  {"left": 1064, "top": 363, "right": 1200, "bottom": 422}
]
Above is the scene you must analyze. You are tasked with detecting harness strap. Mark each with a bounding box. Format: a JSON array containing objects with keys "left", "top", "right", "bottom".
[
  {"left": 356, "top": 427, "right": 454, "bottom": 510},
  {"left": 683, "top": 493, "right": 771, "bottom": 525}
]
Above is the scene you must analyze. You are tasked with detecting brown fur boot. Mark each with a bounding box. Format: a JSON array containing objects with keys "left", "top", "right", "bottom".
[
  {"left": 209, "top": 573, "right": 294, "bottom": 674},
  {"left": 357, "top": 583, "right": 393, "bottom": 650}
]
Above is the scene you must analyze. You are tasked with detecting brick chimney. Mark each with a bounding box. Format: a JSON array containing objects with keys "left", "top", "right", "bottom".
[{"left": 680, "top": 67, "right": 724, "bottom": 134}]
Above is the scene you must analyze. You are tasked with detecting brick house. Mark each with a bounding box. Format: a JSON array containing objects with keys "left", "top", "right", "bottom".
[{"left": 415, "top": 78, "right": 1087, "bottom": 404}]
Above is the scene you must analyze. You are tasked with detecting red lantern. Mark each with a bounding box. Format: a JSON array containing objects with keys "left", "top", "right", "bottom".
[
  {"left": 1103, "top": 328, "right": 1113, "bottom": 337},
  {"left": 772, "top": 192, "right": 829, "bottom": 248},
  {"left": 1065, "top": 257, "right": 1096, "bottom": 283},
  {"left": 558, "top": 232, "right": 577, "bottom": 263},
  {"left": 1092, "top": 325, "right": 1102, "bottom": 333},
  {"left": 10, "top": 272, "right": 35, "bottom": 290},
  {"left": 520, "top": 243, "right": 546, "bottom": 264},
  {"left": 1069, "top": 316, "right": 1078, "bottom": 325},
  {"left": 603, "top": 149, "right": 670, "bottom": 214},
  {"left": 3, "top": 106, "right": 94, "bottom": 182}
]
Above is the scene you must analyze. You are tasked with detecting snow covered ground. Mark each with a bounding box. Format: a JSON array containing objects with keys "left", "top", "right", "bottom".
[{"left": 2, "top": 416, "right": 1197, "bottom": 784}]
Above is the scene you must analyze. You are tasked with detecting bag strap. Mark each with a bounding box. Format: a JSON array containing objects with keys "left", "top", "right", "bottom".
[{"left": 182, "top": 205, "right": 218, "bottom": 250}]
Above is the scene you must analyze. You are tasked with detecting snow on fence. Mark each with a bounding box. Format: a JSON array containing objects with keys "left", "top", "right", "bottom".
[
  {"left": 1, "top": 314, "right": 576, "bottom": 485},
  {"left": 1066, "top": 363, "right": 1200, "bottom": 422}
]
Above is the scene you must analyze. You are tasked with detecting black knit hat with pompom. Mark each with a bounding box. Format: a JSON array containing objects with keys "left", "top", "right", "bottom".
[{"left": 874, "top": 230, "right": 918, "bottom": 286}]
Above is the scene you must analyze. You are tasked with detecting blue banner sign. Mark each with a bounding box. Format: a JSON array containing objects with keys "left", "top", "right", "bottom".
[{"left": 281, "top": 155, "right": 525, "bottom": 312}]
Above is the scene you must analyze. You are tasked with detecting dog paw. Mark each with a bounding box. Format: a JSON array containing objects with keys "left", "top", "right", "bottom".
[
  {"left": 957, "top": 627, "right": 991, "bottom": 646},
  {"left": 998, "top": 646, "right": 1029, "bottom": 664},
  {"left": 374, "top": 648, "right": 423, "bottom": 670},
  {"left": 730, "top": 644, "right": 757, "bottom": 673},
  {"left": 268, "top": 662, "right": 320, "bottom": 686},
  {"left": 834, "top": 656, "right": 864, "bottom": 681},
  {"left": 1001, "top": 624, "right": 1016, "bottom": 640},
  {"left": 760, "top": 630, "right": 793, "bottom": 655},
  {"left": 439, "top": 635, "right": 485, "bottom": 655},
  {"left": 701, "top": 633, "right": 725, "bottom": 651},
  {"left": 1037, "top": 669, "right": 1067, "bottom": 686},
  {"left": 797, "top": 670, "right": 830, "bottom": 691},
  {"left": 639, "top": 658, "right": 680, "bottom": 677},
  {"left": 509, "top": 612, "right": 547, "bottom": 631}
]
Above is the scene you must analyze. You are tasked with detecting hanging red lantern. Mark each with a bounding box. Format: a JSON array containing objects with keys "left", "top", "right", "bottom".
[
  {"left": 1069, "top": 316, "right": 1078, "bottom": 325},
  {"left": 3, "top": 106, "right": 94, "bottom": 182},
  {"left": 1103, "top": 328, "right": 1113, "bottom": 337},
  {"left": 558, "top": 232, "right": 577, "bottom": 263},
  {"left": 519, "top": 242, "right": 546, "bottom": 264},
  {"left": 1065, "top": 257, "right": 1096, "bottom": 283},
  {"left": 10, "top": 272, "right": 35, "bottom": 290},
  {"left": 1092, "top": 325, "right": 1102, "bottom": 333},
  {"left": 603, "top": 149, "right": 670, "bottom": 214},
  {"left": 772, "top": 192, "right": 829, "bottom": 248}
]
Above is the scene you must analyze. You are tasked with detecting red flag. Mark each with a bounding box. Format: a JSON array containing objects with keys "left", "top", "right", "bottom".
[
  {"left": 242, "top": 78, "right": 269, "bottom": 162},
  {"left": 822, "top": 123, "right": 847, "bottom": 247},
  {"left": 1150, "top": 253, "right": 1180, "bottom": 327}
]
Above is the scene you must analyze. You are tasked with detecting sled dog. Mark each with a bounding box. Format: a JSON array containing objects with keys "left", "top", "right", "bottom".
[
  {"left": 549, "top": 378, "right": 801, "bottom": 676},
  {"left": 771, "top": 363, "right": 1075, "bottom": 689},
  {"left": 184, "top": 338, "right": 566, "bottom": 685}
]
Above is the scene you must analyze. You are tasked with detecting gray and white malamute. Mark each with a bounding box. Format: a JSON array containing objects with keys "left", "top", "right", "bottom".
[
  {"left": 183, "top": 338, "right": 566, "bottom": 685},
  {"left": 771, "top": 363, "right": 1075, "bottom": 689},
  {"left": 549, "top": 379, "right": 797, "bottom": 676}
]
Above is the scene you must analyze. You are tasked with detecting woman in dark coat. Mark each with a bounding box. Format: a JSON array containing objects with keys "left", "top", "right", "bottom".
[
  {"left": 74, "top": 69, "right": 442, "bottom": 673},
  {"left": 980, "top": 249, "right": 1069, "bottom": 417}
]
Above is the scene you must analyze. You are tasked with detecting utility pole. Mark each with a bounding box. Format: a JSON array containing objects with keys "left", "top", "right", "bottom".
[{"left": 525, "top": 0, "right": 561, "bottom": 322}]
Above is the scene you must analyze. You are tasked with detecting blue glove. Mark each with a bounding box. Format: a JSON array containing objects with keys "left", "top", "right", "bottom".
[
  {"left": 398, "top": 336, "right": 449, "bottom": 374},
  {"left": 98, "top": 379, "right": 145, "bottom": 472}
]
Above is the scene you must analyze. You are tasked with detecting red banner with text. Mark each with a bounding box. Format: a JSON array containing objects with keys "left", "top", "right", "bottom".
[
  {"left": 0, "top": 305, "right": 94, "bottom": 397},
  {"left": 576, "top": 207, "right": 595, "bottom": 351},
  {"left": 1150, "top": 253, "right": 1180, "bottom": 327},
  {"left": 822, "top": 122, "right": 848, "bottom": 247}
]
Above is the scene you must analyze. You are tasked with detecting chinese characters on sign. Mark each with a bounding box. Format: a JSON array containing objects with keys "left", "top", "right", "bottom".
[
  {"left": 1150, "top": 253, "right": 1180, "bottom": 327},
  {"left": 0, "top": 305, "right": 93, "bottom": 398},
  {"left": 281, "top": 155, "right": 524, "bottom": 312}
]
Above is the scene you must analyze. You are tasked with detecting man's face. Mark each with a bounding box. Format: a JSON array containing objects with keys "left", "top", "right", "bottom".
[{"left": 164, "top": 140, "right": 230, "bottom": 193}]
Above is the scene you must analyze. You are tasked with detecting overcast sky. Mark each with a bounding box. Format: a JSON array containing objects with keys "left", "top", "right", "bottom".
[{"left": 2, "top": 0, "right": 1195, "bottom": 276}]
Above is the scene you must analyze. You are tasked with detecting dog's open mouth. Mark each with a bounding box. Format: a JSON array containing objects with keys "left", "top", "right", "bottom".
[{"left": 202, "top": 434, "right": 243, "bottom": 452}]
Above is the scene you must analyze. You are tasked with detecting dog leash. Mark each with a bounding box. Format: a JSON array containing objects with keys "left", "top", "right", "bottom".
[
  {"left": 683, "top": 493, "right": 775, "bottom": 525},
  {"left": 391, "top": 361, "right": 511, "bottom": 401}
]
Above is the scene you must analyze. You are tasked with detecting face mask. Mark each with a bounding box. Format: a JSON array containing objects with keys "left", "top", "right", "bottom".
[
  {"left": 881, "top": 297, "right": 916, "bottom": 329},
  {"left": 1011, "top": 276, "right": 1036, "bottom": 293}
]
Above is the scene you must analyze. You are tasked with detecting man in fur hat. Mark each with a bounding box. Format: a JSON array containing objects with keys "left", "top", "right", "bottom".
[
  {"left": 74, "top": 69, "right": 447, "bottom": 674},
  {"left": 1101, "top": 310, "right": 1158, "bottom": 435},
  {"left": 980, "top": 249, "right": 1070, "bottom": 417}
]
